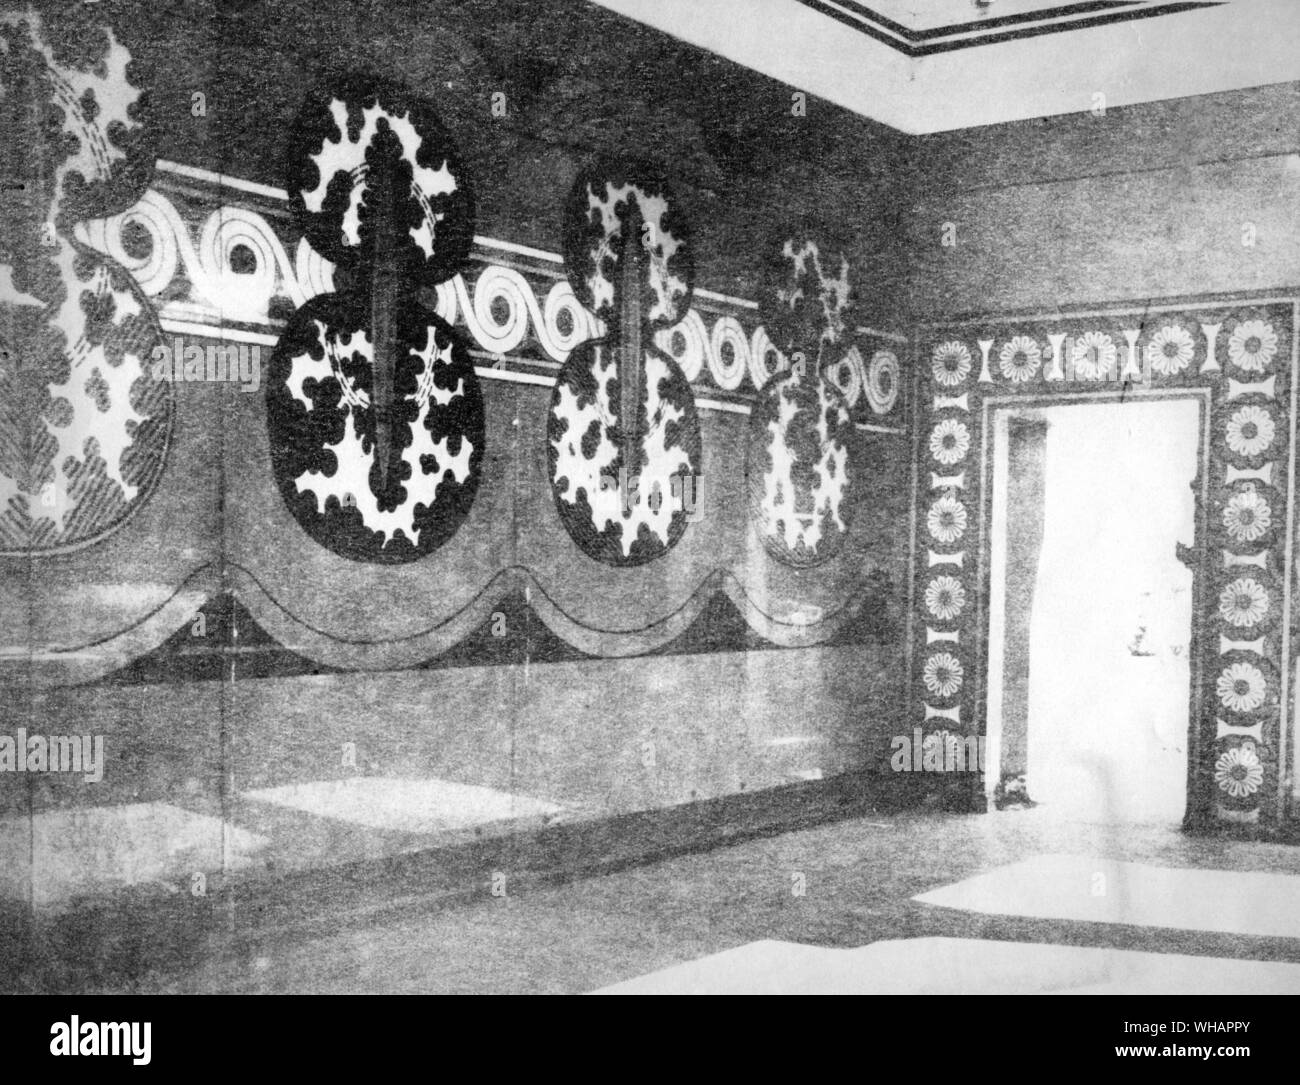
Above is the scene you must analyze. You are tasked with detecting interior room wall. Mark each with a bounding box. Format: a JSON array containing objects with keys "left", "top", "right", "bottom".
[
  {"left": 15, "top": 8, "right": 1300, "bottom": 959},
  {"left": 903, "top": 81, "right": 1300, "bottom": 826},
  {"left": 0, "top": 0, "right": 918, "bottom": 920},
  {"left": 903, "top": 83, "right": 1300, "bottom": 317}
]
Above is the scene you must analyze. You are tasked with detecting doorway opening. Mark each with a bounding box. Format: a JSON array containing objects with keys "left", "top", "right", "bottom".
[{"left": 986, "top": 397, "right": 1202, "bottom": 823}]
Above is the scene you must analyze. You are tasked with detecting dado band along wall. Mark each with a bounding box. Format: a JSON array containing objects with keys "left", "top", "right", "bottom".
[
  {"left": 3, "top": 173, "right": 908, "bottom": 843},
  {"left": 7, "top": 0, "right": 1300, "bottom": 901},
  {"left": 0, "top": 0, "right": 914, "bottom": 883}
]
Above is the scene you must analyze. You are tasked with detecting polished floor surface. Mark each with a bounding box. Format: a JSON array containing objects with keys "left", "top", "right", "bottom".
[
  {"left": 596, "top": 936, "right": 1300, "bottom": 994},
  {"left": 914, "top": 852, "right": 1300, "bottom": 940},
  {"left": 124, "top": 805, "right": 1300, "bottom": 994}
]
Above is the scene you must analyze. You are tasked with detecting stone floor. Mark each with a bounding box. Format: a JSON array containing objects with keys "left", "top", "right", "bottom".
[{"left": 128, "top": 805, "right": 1300, "bottom": 994}]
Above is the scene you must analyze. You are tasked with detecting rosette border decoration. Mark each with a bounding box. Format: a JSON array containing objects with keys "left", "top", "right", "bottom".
[{"left": 910, "top": 298, "right": 1299, "bottom": 828}]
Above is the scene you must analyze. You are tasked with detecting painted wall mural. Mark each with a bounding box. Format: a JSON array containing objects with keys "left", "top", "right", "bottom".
[
  {"left": 548, "top": 163, "right": 702, "bottom": 566},
  {"left": 747, "top": 228, "right": 863, "bottom": 567},
  {"left": 5, "top": 150, "right": 906, "bottom": 687},
  {"left": 265, "top": 81, "right": 484, "bottom": 563},
  {"left": 72, "top": 162, "right": 906, "bottom": 417},
  {"left": 910, "top": 296, "right": 1298, "bottom": 828},
  {"left": 0, "top": 15, "right": 906, "bottom": 686},
  {"left": 0, "top": 6, "right": 172, "bottom": 555}
]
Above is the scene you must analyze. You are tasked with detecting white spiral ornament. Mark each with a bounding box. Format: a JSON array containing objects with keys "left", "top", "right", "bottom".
[
  {"left": 542, "top": 279, "right": 598, "bottom": 359},
  {"left": 198, "top": 206, "right": 289, "bottom": 323},
  {"left": 865, "top": 349, "right": 900, "bottom": 414},
  {"left": 463, "top": 264, "right": 531, "bottom": 355},
  {"left": 825, "top": 345, "right": 865, "bottom": 409},
  {"left": 79, "top": 186, "right": 865, "bottom": 398},
  {"left": 708, "top": 314, "right": 749, "bottom": 391},
  {"left": 748, "top": 325, "right": 785, "bottom": 391},
  {"left": 75, "top": 189, "right": 179, "bottom": 297},
  {"left": 654, "top": 308, "right": 708, "bottom": 383}
]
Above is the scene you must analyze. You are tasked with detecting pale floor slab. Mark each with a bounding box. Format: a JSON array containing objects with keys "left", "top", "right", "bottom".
[
  {"left": 241, "top": 776, "right": 565, "bottom": 835},
  {"left": 0, "top": 802, "right": 269, "bottom": 909},
  {"left": 913, "top": 852, "right": 1300, "bottom": 939},
  {"left": 594, "top": 936, "right": 1300, "bottom": 995}
]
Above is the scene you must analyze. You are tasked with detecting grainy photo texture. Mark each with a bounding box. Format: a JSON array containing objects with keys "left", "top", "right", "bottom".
[{"left": 2, "top": 0, "right": 1300, "bottom": 1010}]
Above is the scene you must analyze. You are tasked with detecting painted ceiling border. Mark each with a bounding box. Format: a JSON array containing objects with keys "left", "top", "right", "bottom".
[
  {"left": 591, "top": 0, "right": 1300, "bottom": 134},
  {"left": 792, "top": 0, "right": 1223, "bottom": 56}
]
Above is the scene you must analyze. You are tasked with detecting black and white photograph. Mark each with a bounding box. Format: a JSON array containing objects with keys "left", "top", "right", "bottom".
[{"left": 2, "top": 0, "right": 1299, "bottom": 1047}]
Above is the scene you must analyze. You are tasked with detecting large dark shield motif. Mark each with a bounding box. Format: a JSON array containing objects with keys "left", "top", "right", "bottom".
[
  {"left": 0, "top": 7, "right": 170, "bottom": 554},
  {"left": 548, "top": 162, "right": 702, "bottom": 567},
  {"left": 266, "top": 80, "right": 483, "bottom": 563},
  {"left": 746, "top": 226, "right": 860, "bottom": 568}
]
